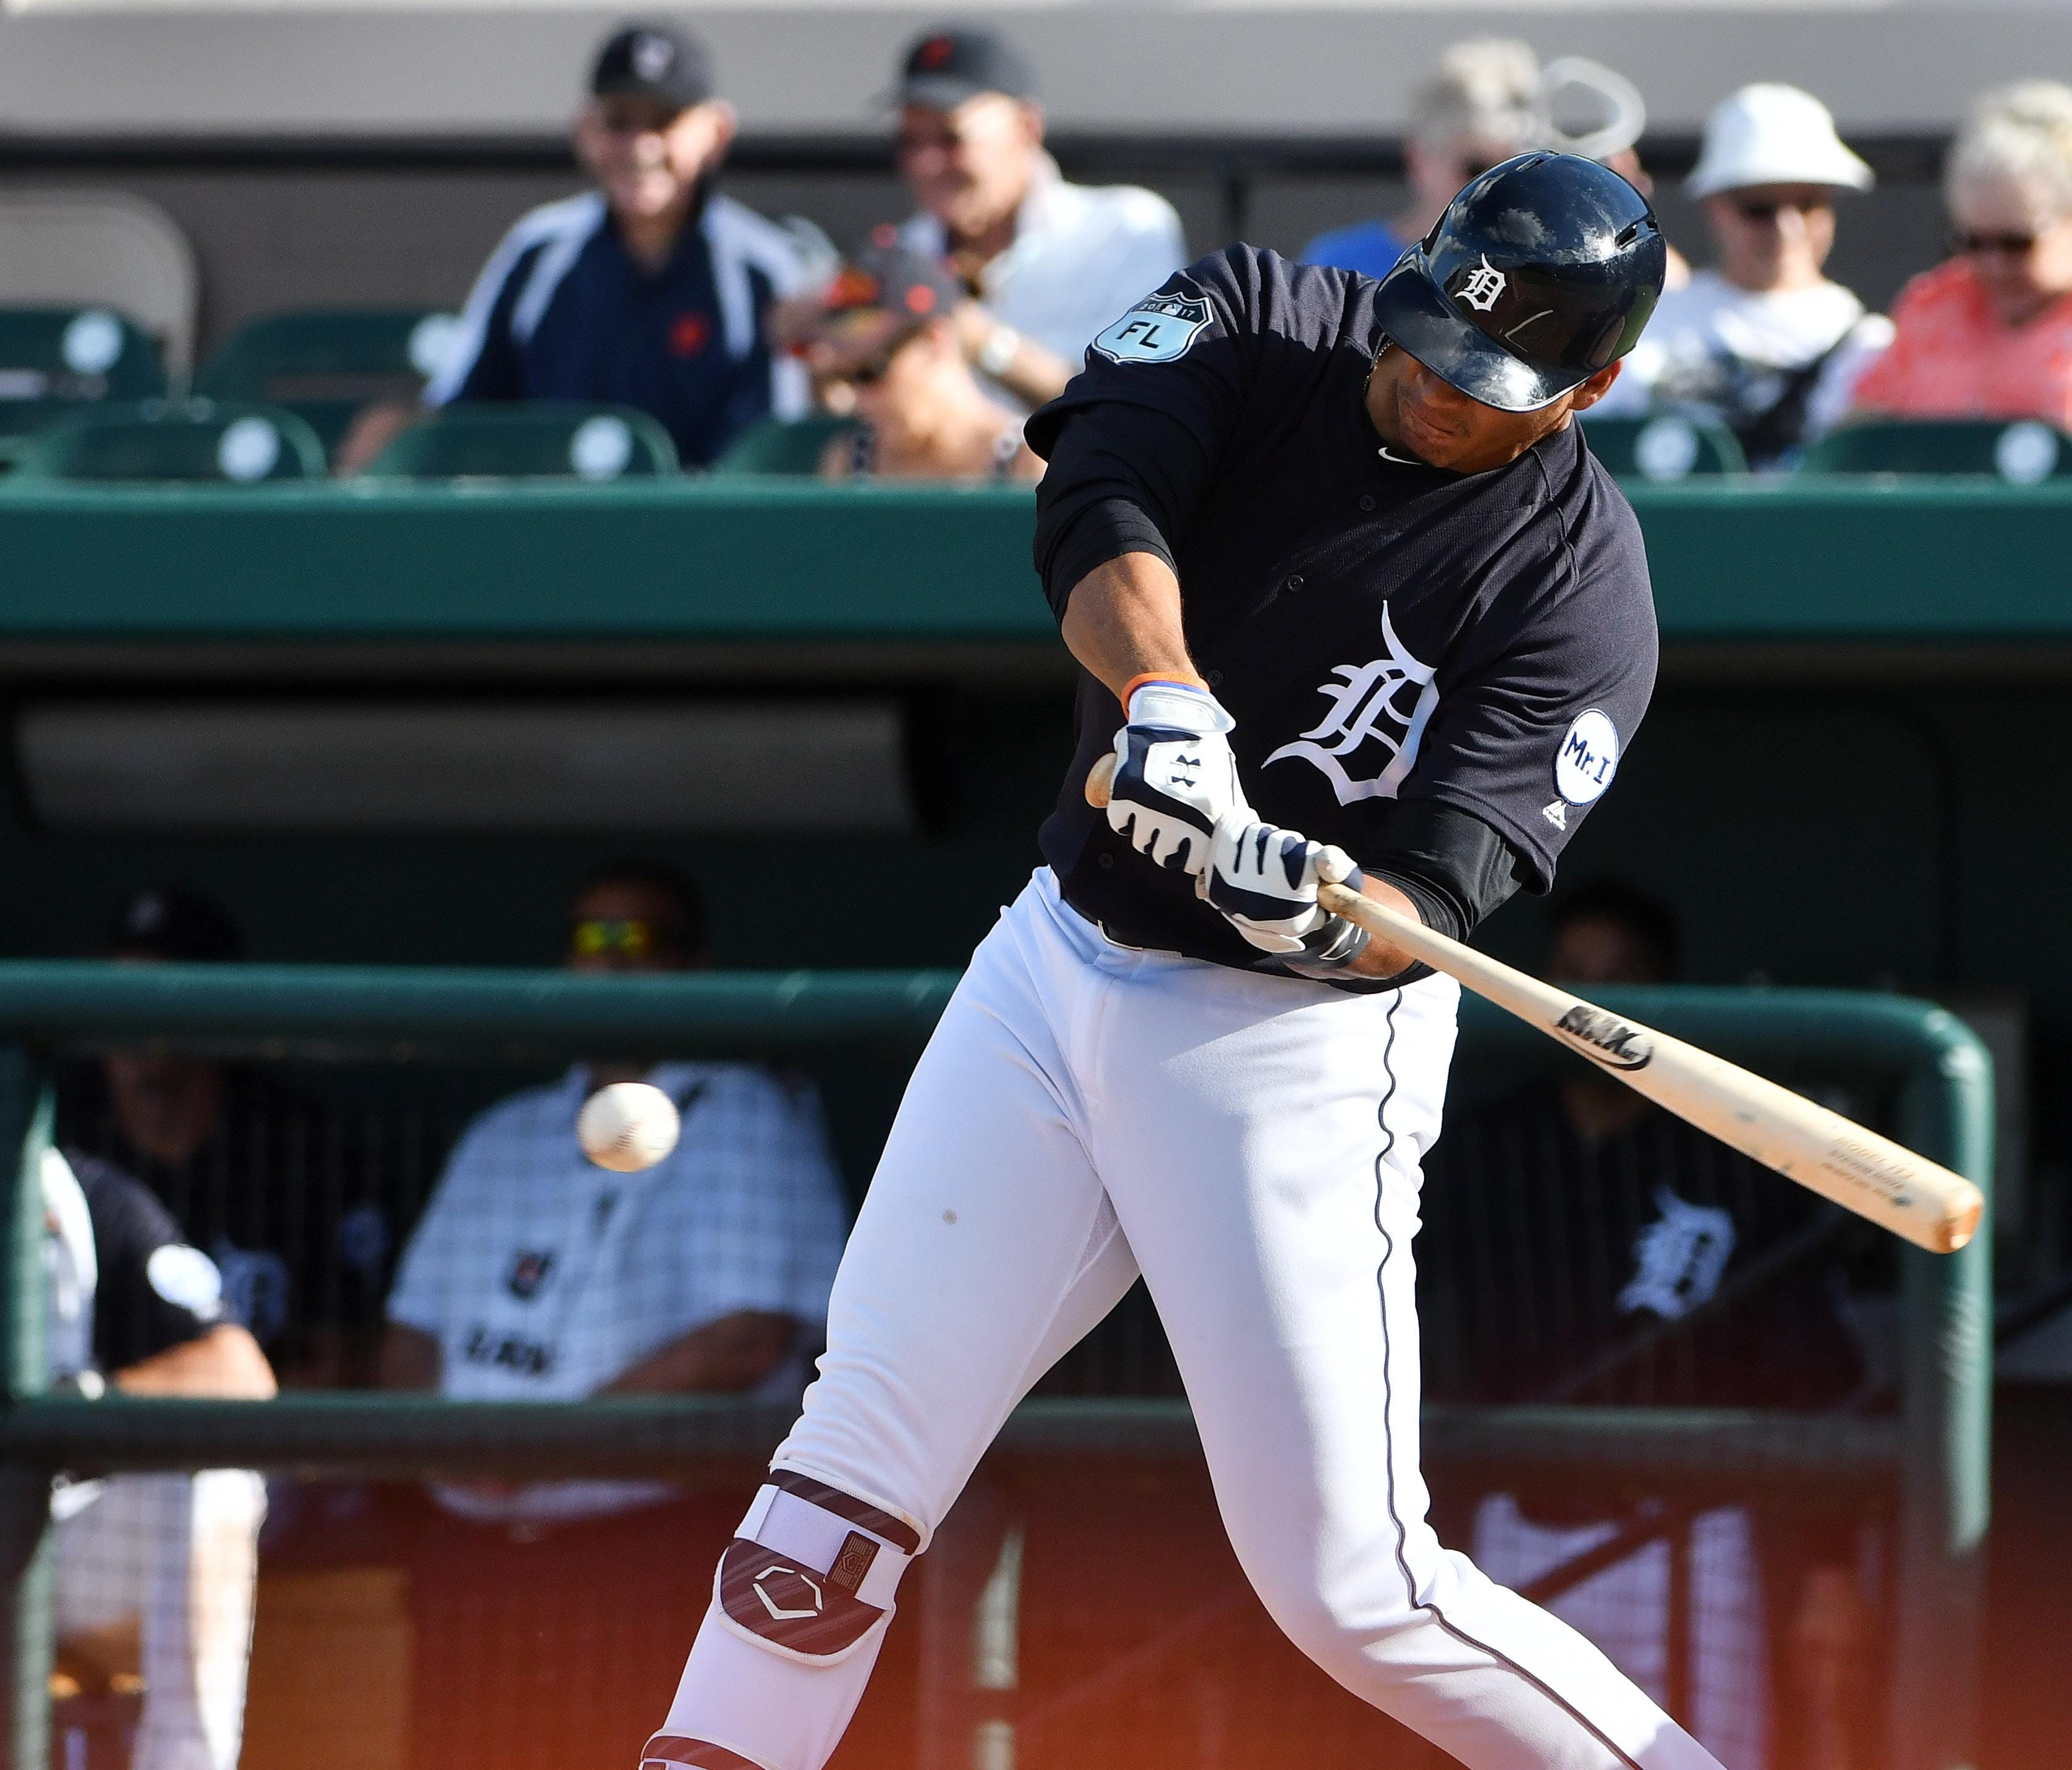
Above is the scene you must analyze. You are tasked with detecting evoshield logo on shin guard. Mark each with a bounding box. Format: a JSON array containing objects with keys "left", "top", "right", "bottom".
[{"left": 1555, "top": 1005, "right": 1653, "bottom": 1070}]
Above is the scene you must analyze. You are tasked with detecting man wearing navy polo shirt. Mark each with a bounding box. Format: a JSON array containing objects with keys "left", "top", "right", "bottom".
[{"left": 428, "top": 20, "right": 812, "bottom": 467}]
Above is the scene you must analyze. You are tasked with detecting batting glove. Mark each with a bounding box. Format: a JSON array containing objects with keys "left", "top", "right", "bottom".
[
  {"left": 1207, "top": 814, "right": 1372, "bottom": 970},
  {"left": 1105, "top": 679, "right": 1249, "bottom": 879}
]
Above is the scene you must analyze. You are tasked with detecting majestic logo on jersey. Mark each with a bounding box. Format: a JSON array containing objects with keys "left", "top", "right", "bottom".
[
  {"left": 1092, "top": 294, "right": 1213, "bottom": 365},
  {"left": 1554, "top": 1003, "right": 1652, "bottom": 1070},
  {"left": 506, "top": 1249, "right": 556, "bottom": 1300},
  {"left": 1555, "top": 708, "right": 1620, "bottom": 804},
  {"left": 1264, "top": 604, "right": 1438, "bottom": 804},
  {"left": 1542, "top": 800, "right": 1568, "bottom": 830},
  {"left": 1458, "top": 254, "right": 1507, "bottom": 314},
  {"left": 1619, "top": 1186, "right": 1735, "bottom": 1320}
]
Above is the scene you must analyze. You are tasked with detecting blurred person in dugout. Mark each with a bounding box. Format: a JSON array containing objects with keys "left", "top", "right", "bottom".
[
  {"left": 1302, "top": 40, "right": 1691, "bottom": 287},
  {"left": 1595, "top": 83, "right": 1892, "bottom": 467},
  {"left": 1849, "top": 81, "right": 2072, "bottom": 429},
  {"left": 1420, "top": 883, "right": 1876, "bottom": 1770},
  {"left": 43, "top": 1142, "right": 275, "bottom": 1770},
  {"left": 883, "top": 22, "right": 1187, "bottom": 409},
  {"left": 378, "top": 860, "right": 849, "bottom": 1770},
  {"left": 784, "top": 239, "right": 1042, "bottom": 481},
  {"left": 393, "top": 20, "right": 814, "bottom": 469},
  {"left": 54, "top": 888, "right": 397, "bottom": 1389}
]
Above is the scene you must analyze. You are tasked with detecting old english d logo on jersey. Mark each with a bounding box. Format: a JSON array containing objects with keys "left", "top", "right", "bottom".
[
  {"left": 1618, "top": 1186, "right": 1736, "bottom": 1319},
  {"left": 1265, "top": 604, "right": 1440, "bottom": 804},
  {"left": 1092, "top": 294, "right": 1213, "bottom": 365},
  {"left": 717, "top": 1538, "right": 885, "bottom": 1659}
]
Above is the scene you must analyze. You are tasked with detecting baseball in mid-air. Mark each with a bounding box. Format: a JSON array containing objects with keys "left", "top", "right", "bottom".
[{"left": 577, "top": 1081, "right": 681, "bottom": 1172}]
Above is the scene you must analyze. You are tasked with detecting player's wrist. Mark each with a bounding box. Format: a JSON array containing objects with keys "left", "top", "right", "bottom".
[{"left": 1123, "top": 674, "right": 1233, "bottom": 735}]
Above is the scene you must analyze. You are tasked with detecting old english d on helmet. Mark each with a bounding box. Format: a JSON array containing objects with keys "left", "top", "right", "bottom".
[{"left": 1370, "top": 151, "right": 1668, "bottom": 412}]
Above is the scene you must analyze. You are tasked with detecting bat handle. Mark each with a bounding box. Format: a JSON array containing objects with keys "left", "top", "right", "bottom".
[{"left": 1084, "top": 754, "right": 1117, "bottom": 809}]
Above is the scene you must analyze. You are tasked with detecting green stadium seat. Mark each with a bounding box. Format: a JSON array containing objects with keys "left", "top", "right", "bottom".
[
  {"left": 1578, "top": 412, "right": 1748, "bottom": 480},
  {"left": 1799, "top": 417, "right": 2072, "bottom": 482},
  {"left": 0, "top": 307, "right": 167, "bottom": 448},
  {"left": 11, "top": 399, "right": 327, "bottom": 483},
  {"left": 364, "top": 403, "right": 679, "bottom": 481},
  {"left": 710, "top": 413, "right": 862, "bottom": 476},
  {"left": 196, "top": 308, "right": 461, "bottom": 460}
]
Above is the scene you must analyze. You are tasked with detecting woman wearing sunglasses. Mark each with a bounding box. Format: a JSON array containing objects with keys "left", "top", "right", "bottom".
[
  {"left": 1850, "top": 82, "right": 2072, "bottom": 430},
  {"left": 1595, "top": 83, "right": 1890, "bottom": 467},
  {"left": 794, "top": 242, "right": 1042, "bottom": 483}
]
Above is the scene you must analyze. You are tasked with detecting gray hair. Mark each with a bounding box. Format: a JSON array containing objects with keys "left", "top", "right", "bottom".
[
  {"left": 1946, "top": 80, "right": 2072, "bottom": 219},
  {"left": 1409, "top": 38, "right": 1543, "bottom": 155}
]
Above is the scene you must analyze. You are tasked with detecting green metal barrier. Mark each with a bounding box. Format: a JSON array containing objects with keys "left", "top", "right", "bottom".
[
  {"left": 0, "top": 479, "right": 2068, "bottom": 645},
  {"left": 0, "top": 966, "right": 1992, "bottom": 1770}
]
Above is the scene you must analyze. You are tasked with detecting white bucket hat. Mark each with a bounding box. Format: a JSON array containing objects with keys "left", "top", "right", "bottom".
[{"left": 1687, "top": 83, "right": 1874, "bottom": 198}]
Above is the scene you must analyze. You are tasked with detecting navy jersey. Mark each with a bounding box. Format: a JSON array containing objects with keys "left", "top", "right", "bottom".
[
  {"left": 430, "top": 190, "right": 811, "bottom": 468},
  {"left": 1028, "top": 245, "right": 1658, "bottom": 971},
  {"left": 1418, "top": 1086, "right": 1865, "bottom": 1412},
  {"left": 62, "top": 1149, "right": 223, "bottom": 1374}
]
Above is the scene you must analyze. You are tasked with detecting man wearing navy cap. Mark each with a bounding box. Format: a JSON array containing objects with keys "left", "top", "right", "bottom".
[
  {"left": 889, "top": 23, "right": 1187, "bottom": 409},
  {"left": 428, "top": 20, "right": 814, "bottom": 466}
]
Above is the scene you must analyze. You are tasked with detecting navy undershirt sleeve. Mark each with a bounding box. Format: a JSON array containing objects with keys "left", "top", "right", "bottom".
[{"left": 1361, "top": 799, "right": 1529, "bottom": 942}]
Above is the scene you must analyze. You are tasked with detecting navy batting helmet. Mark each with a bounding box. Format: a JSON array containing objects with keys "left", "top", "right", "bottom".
[{"left": 1370, "top": 151, "right": 1667, "bottom": 412}]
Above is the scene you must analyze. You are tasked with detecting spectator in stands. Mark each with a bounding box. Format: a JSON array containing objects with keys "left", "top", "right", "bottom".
[
  {"left": 423, "top": 20, "right": 813, "bottom": 467},
  {"left": 1305, "top": 44, "right": 1689, "bottom": 287},
  {"left": 1304, "top": 39, "right": 1542, "bottom": 279},
  {"left": 1420, "top": 882, "right": 1869, "bottom": 1770},
  {"left": 378, "top": 859, "right": 847, "bottom": 1770},
  {"left": 1849, "top": 81, "right": 2072, "bottom": 430},
  {"left": 887, "top": 23, "right": 1187, "bottom": 409},
  {"left": 57, "top": 887, "right": 397, "bottom": 1388},
  {"left": 789, "top": 240, "right": 1041, "bottom": 481},
  {"left": 45, "top": 1143, "right": 273, "bottom": 1770},
  {"left": 1597, "top": 83, "right": 1891, "bottom": 467}
]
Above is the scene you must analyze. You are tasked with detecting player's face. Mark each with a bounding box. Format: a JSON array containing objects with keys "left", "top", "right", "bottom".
[
  {"left": 1950, "top": 169, "right": 2072, "bottom": 327},
  {"left": 896, "top": 96, "right": 1042, "bottom": 241},
  {"left": 103, "top": 1050, "right": 225, "bottom": 1167},
  {"left": 1704, "top": 184, "right": 1836, "bottom": 291},
  {"left": 1367, "top": 344, "right": 1621, "bottom": 474},
  {"left": 577, "top": 97, "right": 736, "bottom": 224}
]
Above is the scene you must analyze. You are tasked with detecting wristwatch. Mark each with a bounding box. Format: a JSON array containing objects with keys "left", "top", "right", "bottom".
[{"left": 977, "top": 324, "right": 1021, "bottom": 379}]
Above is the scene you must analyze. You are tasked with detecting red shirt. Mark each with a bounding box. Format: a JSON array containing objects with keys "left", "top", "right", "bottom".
[{"left": 1852, "top": 258, "right": 2072, "bottom": 428}]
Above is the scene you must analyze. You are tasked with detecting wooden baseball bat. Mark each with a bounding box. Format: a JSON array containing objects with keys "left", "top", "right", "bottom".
[{"left": 1085, "top": 755, "right": 1982, "bottom": 1253}]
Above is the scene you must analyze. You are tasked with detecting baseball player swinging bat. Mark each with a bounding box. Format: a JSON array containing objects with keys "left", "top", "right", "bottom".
[{"left": 1087, "top": 753, "right": 1981, "bottom": 1254}]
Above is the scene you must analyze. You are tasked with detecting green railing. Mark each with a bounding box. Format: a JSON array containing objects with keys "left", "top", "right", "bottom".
[
  {"left": 0, "top": 479, "right": 2068, "bottom": 645},
  {"left": 0, "top": 966, "right": 1993, "bottom": 1770}
]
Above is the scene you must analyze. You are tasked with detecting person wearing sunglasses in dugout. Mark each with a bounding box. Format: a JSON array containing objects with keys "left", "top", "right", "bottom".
[
  {"left": 1850, "top": 81, "right": 2072, "bottom": 430},
  {"left": 792, "top": 242, "right": 1043, "bottom": 482},
  {"left": 1595, "top": 83, "right": 1892, "bottom": 467}
]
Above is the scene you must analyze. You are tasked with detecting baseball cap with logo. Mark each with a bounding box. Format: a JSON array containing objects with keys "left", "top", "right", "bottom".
[
  {"left": 590, "top": 20, "right": 715, "bottom": 113},
  {"left": 891, "top": 24, "right": 1037, "bottom": 111},
  {"left": 819, "top": 235, "right": 966, "bottom": 326},
  {"left": 106, "top": 886, "right": 242, "bottom": 964}
]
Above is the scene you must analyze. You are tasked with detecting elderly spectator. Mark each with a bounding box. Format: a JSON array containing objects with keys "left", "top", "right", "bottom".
[
  {"left": 45, "top": 1145, "right": 273, "bottom": 1770},
  {"left": 379, "top": 859, "right": 847, "bottom": 1770},
  {"left": 421, "top": 20, "right": 812, "bottom": 467},
  {"left": 1598, "top": 84, "right": 1891, "bottom": 466},
  {"left": 1304, "top": 38, "right": 1542, "bottom": 279},
  {"left": 1305, "top": 44, "right": 1689, "bottom": 287},
  {"left": 1851, "top": 82, "right": 2072, "bottom": 428},
  {"left": 888, "top": 23, "right": 1187, "bottom": 409},
  {"left": 791, "top": 241, "right": 1042, "bottom": 481},
  {"left": 56, "top": 887, "right": 396, "bottom": 1388}
]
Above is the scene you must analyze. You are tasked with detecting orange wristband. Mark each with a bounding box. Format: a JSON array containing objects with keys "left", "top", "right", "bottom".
[{"left": 1121, "top": 670, "right": 1209, "bottom": 707}]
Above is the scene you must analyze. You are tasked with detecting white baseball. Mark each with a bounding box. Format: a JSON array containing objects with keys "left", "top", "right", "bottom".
[{"left": 576, "top": 1081, "right": 682, "bottom": 1172}]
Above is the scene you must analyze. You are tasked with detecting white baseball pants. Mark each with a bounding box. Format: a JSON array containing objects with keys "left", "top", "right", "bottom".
[{"left": 657, "top": 869, "right": 1726, "bottom": 1770}]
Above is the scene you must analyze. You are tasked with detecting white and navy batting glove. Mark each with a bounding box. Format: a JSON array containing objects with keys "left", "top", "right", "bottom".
[
  {"left": 1207, "top": 814, "right": 1372, "bottom": 971},
  {"left": 1105, "top": 679, "right": 1249, "bottom": 879}
]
